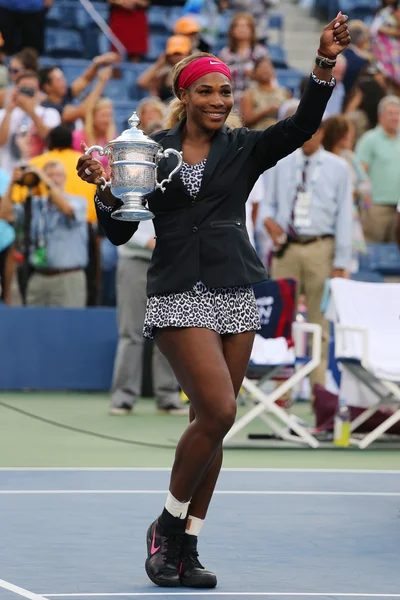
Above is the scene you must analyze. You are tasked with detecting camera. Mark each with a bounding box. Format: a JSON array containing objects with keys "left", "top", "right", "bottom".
[
  {"left": 18, "top": 87, "right": 35, "bottom": 98},
  {"left": 15, "top": 165, "right": 41, "bottom": 188}
]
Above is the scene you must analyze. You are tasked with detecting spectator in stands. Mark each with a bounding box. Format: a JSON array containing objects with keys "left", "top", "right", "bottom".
[
  {"left": 107, "top": 0, "right": 150, "bottom": 62},
  {"left": 11, "top": 125, "right": 99, "bottom": 306},
  {"left": 356, "top": 95, "right": 400, "bottom": 243},
  {"left": 136, "top": 97, "right": 166, "bottom": 134},
  {"left": 0, "top": 70, "right": 61, "bottom": 174},
  {"left": 138, "top": 35, "right": 192, "bottom": 101},
  {"left": 323, "top": 55, "right": 347, "bottom": 118},
  {"left": 109, "top": 218, "right": 188, "bottom": 416},
  {"left": 0, "top": 48, "right": 39, "bottom": 110},
  {"left": 174, "top": 15, "right": 210, "bottom": 53},
  {"left": 0, "top": 167, "right": 13, "bottom": 304},
  {"left": 0, "top": 161, "right": 88, "bottom": 307},
  {"left": 219, "top": 12, "right": 270, "bottom": 102},
  {"left": 370, "top": 0, "right": 400, "bottom": 94},
  {"left": 241, "top": 56, "right": 289, "bottom": 130},
  {"left": 342, "top": 20, "right": 372, "bottom": 96},
  {"left": 344, "top": 71, "right": 387, "bottom": 135},
  {"left": 322, "top": 115, "right": 369, "bottom": 272},
  {"left": 222, "top": 0, "right": 276, "bottom": 43},
  {"left": 72, "top": 97, "right": 116, "bottom": 171},
  {"left": 0, "top": 0, "right": 52, "bottom": 56},
  {"left": 39, "top": 56, "right": 116, "bottom": 126},
  {"left": 261, "top": 118, "right": 353, "bottom": 397},
  {"left": 12, "top": 125, "right": 97, "bottom": 224}
]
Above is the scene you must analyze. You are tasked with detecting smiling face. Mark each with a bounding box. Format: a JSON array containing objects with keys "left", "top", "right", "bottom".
[{"left": 180, "top": 72, "right": 234, "bottom": 132}]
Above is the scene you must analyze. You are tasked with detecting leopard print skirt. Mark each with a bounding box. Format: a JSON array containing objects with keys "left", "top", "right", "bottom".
[{"left": 143, "top": 281, "right": 261, "bottom": 340}]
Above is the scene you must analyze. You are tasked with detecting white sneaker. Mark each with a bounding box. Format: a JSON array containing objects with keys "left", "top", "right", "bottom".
[{"left": 108, "top": 404, "right": 132, "bottom": 415}]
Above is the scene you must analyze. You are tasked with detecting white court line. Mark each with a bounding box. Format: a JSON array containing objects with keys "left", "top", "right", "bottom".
[
  {"left": 1, "top": 490, "right": 400, "bottom": 497},
  {"left": 0, "top": 579, "right": 47, "bottom": 600},
  {"left": 1, "top": 467, "right": 400, "bottom": 474},
  {"left": 40, "top": 593, "right": 400, "bottom": 598}
]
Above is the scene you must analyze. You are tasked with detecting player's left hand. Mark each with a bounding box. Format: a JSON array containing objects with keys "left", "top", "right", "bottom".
[{"left": 319, "top": 12, "right": 351, "bottom": 60}]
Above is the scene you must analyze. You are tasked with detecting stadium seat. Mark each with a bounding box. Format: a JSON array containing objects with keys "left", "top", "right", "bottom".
[
  {"left": 146, "top": 32, "right": 169, "bottom": 61},
  {"left": 268, "top": 12, "right": 284, "bottom": 47},
  {"left": 268, "top": 44, "right": 288, "bottom": 69},
  {"left": 275, "top": 67, "right": 305, "bottom": 94},
  {"left": 122, "top": 63, "right": 153, "bottom": 101},
  {"left": 350, "top": 271, "right": 385, "bottom": 283},
  {"left": 46, "top": 2, "right": 76, "bottom": 28},
  {"left": 358, "top": 243, "right": 400, "bottom": 276},
  {"left": 113, "top": 100, "right": 138, "bottom": 134},
  {"left": 45, "top": 28, "right": 85, "bottom": 59},
  {"left": 147, "top": 6, "right": 170, "bottom": 33}
]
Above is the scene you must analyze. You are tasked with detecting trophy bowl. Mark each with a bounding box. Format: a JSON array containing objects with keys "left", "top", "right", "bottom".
[{"left": 85, "top": 112, "right": 183, "bottom": 221}]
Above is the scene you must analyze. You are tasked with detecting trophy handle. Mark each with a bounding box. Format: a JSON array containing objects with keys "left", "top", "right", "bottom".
[
  {"left": 85, "top": 145, "right": 110, "bottom": 191},
  {"left": 155, "top": 148, "right": 183, "bottom": 193},
  {"left": 85, "top": 145, "right": 106, "bottom": 156}
]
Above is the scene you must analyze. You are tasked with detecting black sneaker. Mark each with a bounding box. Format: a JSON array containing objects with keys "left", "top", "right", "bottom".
[
  {"left": 180, "top": 535, "right": 217, "bottom": 588},
  {"left": 145, "top": 519, "right": 183, "bottom": 587}
]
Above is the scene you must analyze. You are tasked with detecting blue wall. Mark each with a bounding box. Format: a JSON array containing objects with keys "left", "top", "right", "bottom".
[{"left": 0, "top": 306, "right": 118, "bottom": 390}]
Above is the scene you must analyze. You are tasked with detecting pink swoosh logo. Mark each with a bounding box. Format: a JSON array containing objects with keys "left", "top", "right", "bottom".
[{"left": 151, "top": 525, "right": 160, "bottom": 555}]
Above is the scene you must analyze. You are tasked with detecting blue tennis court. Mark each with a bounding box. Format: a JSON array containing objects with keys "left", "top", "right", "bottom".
[{"left": 0, "top": 468, "right": 399, "bottom": 600}]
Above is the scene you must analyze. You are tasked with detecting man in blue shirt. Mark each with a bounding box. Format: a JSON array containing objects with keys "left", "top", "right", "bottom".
[
  {"left": 260, "top": 120, "right": 353, "bottom": 399},
  {"left": 0, "top": 0, "right": 52, "bottom": 56},
  {"left": 0, "top": 160, "right": 88, "bottom": 307}
]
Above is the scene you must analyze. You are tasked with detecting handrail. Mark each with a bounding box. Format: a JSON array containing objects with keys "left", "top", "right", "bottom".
[{"left": 78, "top": 0, "right": 127, "bottom": 59}]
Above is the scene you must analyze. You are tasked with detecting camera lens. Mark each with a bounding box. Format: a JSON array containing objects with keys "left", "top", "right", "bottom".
[{"left": 21, "top": 171, "right": 40, "bottom": 188}]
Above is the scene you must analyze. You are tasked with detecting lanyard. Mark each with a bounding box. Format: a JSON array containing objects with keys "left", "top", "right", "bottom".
[
  {"left": 292, "top": 149, "right": 324, "bottom": 229},
  {"left": 35, "top": 198, "right": 49, "bottom": 249},
  {"left": 295, "top": 149, "right": 324, "bottom": 195}
]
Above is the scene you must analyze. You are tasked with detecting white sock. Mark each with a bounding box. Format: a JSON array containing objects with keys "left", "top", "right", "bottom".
[
  {"left": 165, "top": 491, "right": 190, "bottom": 519},
  {"left": 185, "top": 515, "right": 204, "bottom": 536}
]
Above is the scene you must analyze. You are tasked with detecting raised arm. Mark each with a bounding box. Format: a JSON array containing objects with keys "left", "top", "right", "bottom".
[
  {"left": 251, "top": 12, "right": 350, "bottom": 174},
  {"left": 76, "top": 144, "right": 139, "bottom": 245}
]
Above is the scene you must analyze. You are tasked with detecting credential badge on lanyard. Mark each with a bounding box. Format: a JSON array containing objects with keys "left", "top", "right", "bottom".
[{"left": 293, "top": 149, "right": 323, "bottom": 229}]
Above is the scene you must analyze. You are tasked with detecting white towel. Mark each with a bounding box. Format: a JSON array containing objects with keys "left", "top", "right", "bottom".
[
  {"left": 327, "top": 279, "right": 400, "bottom": 382},
  {"left": 251, "top": 334, "right": 296, "bottom": 365}
]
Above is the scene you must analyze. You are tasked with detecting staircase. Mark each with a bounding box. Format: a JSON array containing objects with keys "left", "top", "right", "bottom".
[{"left": 277, "top": 0, "right": 324, "bottom": 72}]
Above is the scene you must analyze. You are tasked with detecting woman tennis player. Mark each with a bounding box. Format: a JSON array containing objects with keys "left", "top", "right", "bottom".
[{"left": 77, "top": 13, "right": 350, "bottom": 589}]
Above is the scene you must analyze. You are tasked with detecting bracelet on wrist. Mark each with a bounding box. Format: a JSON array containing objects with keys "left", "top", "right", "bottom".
[{"left": 315, "top": 54, "right": 337, "bottom": 69}]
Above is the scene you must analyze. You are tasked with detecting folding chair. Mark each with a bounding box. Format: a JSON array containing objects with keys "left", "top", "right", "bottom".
[
  {"left": 327, "top": 278, "right": 400, "bottom": 449},
  {"left": 224, "top": 278, "right": 322, "bottom": 448}
]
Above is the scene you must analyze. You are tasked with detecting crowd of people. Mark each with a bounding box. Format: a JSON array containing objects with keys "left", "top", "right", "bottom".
[{"left": 0, "top": 0, "right": 399, "bottom": 406}]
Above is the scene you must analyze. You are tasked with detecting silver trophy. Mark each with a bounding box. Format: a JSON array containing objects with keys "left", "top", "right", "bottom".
[{"left": 85, "top": 112, "right": 183, "bottom": 221}]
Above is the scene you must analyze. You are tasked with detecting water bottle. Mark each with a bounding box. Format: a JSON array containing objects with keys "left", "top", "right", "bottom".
[{"left": 333, "top": 397, "right": 351, "bottom": 447}]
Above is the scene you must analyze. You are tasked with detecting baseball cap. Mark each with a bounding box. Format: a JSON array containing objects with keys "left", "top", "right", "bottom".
[
  {"left": 165, "top": 35, "right": 192, "bottom": 56},
  {"left": 174, "top": 16, "right": 201, "bottom": 35}
]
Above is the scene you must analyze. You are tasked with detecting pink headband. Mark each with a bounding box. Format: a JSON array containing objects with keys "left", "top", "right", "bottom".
[{"left": 177, "top": 57, "right": 232, "bottom": 91}]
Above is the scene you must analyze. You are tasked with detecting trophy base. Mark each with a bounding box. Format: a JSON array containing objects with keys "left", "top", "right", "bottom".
[{"left": 111, "top": 205, "right": 154, "bottom": 222}]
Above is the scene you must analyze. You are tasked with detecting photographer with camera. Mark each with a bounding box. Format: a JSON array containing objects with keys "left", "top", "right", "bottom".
[
  {"left": 0, "top": 160, "right": 88, "bottom": 307},
  {"left": 0, "top": 70, "right": 60, "bottom": 174}
]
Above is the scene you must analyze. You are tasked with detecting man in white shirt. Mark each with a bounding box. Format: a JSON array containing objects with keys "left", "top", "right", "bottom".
[
  {"left": 0, "top": 70, "right": 61, "bottom": 173},
  {"left": 109, "top": 219, "right": 187, "bottom": 415}
]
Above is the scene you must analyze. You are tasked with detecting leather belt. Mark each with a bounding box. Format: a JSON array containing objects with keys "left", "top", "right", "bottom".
[
  {"left": 34, "top": 267, "right": 83, "bottom": 276},
  {"left": 290, "top": 234, "right": 334, "bottom": 245}
]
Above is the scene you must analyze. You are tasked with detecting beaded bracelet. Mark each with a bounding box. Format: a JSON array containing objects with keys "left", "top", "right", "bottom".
[{"left": 311, "top": 71, "right": 336, "bottom": 87}]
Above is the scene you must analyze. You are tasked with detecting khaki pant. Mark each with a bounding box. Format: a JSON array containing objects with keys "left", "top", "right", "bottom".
[
  {"left": 27, "top": 270, "right": 86, "bottom": 307},
  {"left": 361, "top": 205, "right": 397, "bottom": 243},
  {"left": 271, "top": 237, "right": 335, "bottom": 394}
]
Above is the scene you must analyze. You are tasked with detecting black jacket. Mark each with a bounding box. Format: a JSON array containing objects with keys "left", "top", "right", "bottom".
[{"left": 96, "top": 76, "right": 333, "bottom": 296}]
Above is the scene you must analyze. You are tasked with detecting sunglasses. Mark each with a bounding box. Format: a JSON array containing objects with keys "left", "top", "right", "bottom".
[{"left": 8, "top": 67, "right": 21, "bottom": 75}]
